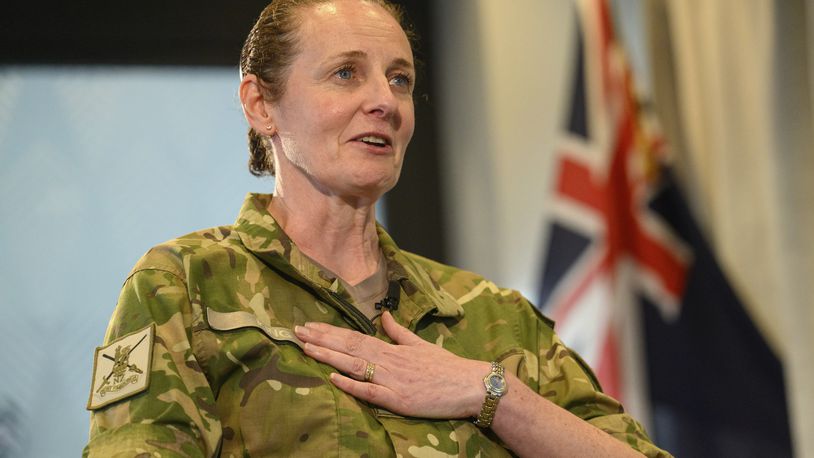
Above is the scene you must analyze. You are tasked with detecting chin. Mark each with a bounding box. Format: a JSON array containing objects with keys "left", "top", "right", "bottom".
[
  {"left": 356, "top": 166, "right": 401, "bottom": 188},
  {"left": 341, "top": 173, "right": 400, "bottom": 201}
]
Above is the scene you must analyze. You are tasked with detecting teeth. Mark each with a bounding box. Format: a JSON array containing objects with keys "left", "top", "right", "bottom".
[{"left": 359, "top": 136, "right": 387, "bottom": 145}]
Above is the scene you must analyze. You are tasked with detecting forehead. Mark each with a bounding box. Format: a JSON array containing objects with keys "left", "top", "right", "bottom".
[{"left": 294, "top": 0, "right": 413, "bottom": 63}]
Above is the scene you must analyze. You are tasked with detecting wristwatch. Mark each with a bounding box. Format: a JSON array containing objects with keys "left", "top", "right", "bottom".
[{"left": 473, "top": 361, "right": 508, "bottom": 428}]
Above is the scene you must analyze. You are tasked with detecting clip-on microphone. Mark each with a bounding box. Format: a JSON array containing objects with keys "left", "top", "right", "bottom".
[{"left": 374, "top": 280, "right": 400, "bottom": 311}]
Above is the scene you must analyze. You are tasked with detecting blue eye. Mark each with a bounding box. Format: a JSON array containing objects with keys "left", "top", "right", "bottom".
[
  {"left": 336, "top": 67, "right": 353, "bottom": 80},
  {"left": 390, "top": 73, "right": 412, "bottom": 89}
]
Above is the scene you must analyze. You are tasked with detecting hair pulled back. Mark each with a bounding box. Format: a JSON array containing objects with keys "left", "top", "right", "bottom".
[{"left": 240, "top": 0, "right": 412, "bottom": 176}]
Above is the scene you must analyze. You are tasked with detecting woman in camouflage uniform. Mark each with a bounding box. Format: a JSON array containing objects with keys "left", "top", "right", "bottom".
[{"left": 85, "top": 0, "right": 670, "bottom": 456}]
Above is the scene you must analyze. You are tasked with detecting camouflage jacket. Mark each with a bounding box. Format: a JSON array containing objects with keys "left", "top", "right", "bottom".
[{"left": 85, "top": 193, "right": 670, "bottom": 457}]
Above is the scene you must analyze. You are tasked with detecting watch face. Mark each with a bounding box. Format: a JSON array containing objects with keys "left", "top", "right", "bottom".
[{"left": 487, "top": 374, "right": 506, "bottom": 394}]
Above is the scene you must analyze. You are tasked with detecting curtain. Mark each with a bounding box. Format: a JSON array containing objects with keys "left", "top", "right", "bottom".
[{"left": 645, "top": 0, "right": 814, "bottom": 455}]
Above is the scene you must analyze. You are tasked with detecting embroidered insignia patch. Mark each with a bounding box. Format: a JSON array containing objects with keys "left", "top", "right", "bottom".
[{"left": 87, "top": 324, "right": 154, "bottom": 410}]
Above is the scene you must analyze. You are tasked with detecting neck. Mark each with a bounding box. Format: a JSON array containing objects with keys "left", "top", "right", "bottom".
[{"left": 270, "top": 176, "right": 382, "bottom": 286}]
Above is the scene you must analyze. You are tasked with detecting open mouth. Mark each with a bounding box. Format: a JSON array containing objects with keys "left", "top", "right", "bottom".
[{"left": 353, "top": 134, "right": 392, "bottom": 149}]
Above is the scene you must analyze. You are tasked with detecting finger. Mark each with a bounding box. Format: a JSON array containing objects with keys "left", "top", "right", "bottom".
[
  {"left": 303, "top": 342, "right": 382, "bottom": 383},
  {"left": 304, "top": 343, "right": 391, "bottom": 384},
  {"left": 329, "top": 372, "right": 405, "bottom": 413},
  {"left": 381, "top": 311, "right": 426, "bottom": 346},
  {"left": 296, "top": 323, "right": 378, "bottom": 358}
]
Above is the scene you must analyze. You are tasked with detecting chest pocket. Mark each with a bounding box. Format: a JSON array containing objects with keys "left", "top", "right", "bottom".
[{"left": 200, "top": 308, "right": 350, "bottom": 457}]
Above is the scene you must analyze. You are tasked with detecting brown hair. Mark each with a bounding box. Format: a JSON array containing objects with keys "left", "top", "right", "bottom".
[{"left": 240, "top": 0, "right": 414, "bottom": 176}]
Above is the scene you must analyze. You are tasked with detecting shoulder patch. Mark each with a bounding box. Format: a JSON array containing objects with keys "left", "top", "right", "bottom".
[{"left": 87, "top": 324, "right": 154, "bottom": 410}]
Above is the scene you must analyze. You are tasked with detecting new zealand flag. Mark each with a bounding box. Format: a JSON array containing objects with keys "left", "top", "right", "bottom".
[{"left": 537, "top": 1, "right": 792, "bottom": 456}]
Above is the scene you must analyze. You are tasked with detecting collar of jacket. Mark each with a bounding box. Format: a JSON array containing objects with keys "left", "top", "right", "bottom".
[{"left": 233, "top": 193, "right": 464, "bottom": 331}]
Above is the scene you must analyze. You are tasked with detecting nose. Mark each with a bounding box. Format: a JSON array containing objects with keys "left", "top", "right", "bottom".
[{"left": 362, "top": 75, "right": 400, "bottom": 121}]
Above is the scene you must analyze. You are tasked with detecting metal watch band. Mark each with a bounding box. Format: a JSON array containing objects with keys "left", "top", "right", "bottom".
[{"left": 473, "top": 362, "right": 506, "bottom": 428}]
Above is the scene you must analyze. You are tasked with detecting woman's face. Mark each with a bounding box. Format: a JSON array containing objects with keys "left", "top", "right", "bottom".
[{"left": 268, "top": 0, "right": 416, "bottom": 200}]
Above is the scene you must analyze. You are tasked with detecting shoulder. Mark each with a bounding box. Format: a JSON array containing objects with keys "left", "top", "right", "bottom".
[
  {"left": 128, "top": 225, "right": 241, "bottom": 283},
  {"left": 108, "top": 226, "right": 243, "bottom": 338}
]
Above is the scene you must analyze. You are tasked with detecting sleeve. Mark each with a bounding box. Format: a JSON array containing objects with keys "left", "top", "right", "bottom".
[
  {"left": 84, "top": 267, "right": 221, "bottom": 458},
  {"left": 532, "top": 312, "right": 672, "bottom": 458}
]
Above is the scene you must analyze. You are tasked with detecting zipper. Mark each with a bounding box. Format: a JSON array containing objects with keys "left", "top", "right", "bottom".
[{"left": 327, "top": 290, "right": 377, "bottom": 335}]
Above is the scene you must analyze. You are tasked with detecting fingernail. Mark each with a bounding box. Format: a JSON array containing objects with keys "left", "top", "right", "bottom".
[{"left": 295, "top": 325, "right": 309, "bottom": 337}]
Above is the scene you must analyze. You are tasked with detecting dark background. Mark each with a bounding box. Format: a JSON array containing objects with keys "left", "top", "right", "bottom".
[{"left": 1, "top": 0, "right": 447, "bottom": 262}]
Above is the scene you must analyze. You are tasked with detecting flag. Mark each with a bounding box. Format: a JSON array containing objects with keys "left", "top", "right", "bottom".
[{"left": 537, "top": 0, "right": 793, "bottom": 456}]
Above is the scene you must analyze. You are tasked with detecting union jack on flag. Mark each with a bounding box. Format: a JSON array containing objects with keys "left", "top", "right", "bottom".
[{"left": 537, "top": 0, "right": 690, "bottom": 420}]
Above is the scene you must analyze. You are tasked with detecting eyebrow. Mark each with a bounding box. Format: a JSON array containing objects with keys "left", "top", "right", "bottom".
[{"left": 329, "top": 50, "right": 414, "bottom": 70}]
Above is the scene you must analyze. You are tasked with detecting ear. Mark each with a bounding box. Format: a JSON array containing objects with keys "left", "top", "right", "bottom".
[{"left": 240, "top": 74, "right": 277, "bottom": 136}]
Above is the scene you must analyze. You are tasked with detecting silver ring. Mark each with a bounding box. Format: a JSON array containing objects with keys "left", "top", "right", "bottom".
[{"left": 364, "top": 361, "right": 375, "bottom": 383}]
